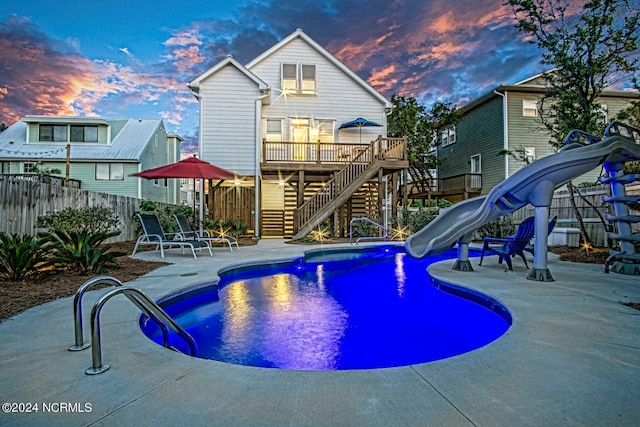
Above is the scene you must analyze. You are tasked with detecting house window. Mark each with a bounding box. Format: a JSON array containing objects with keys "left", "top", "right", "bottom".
[
  {"left": 281, "top": 63, "right": 317, "bottom": 95},
  {"left": 1, "top": 161, "right": 10, "bottom": 173},
  {"left": 470, "top": 155, "right": 481, "bottom": 173},
  {"left": 524, "top": 147, "right": 536, "bottom": 164},
  {"left": 522, "top": 100, "right": 538, "bottom": 117},
  {"left": 96, "top": 163, "right": 124, "bottom": 180},
  {"left": 316, "top": 120, "right": 334, "bottom": 142},
  {"left": 39, "top": 125, "right": 67, "bottom": 142},
  {"left": 282, "top": 63, "right": 298, "bottom": 93},
  {"left": 70, "top": 125, "right": 98, "bottom": 142},
  {"left": 441, "top": 127, "right": 456, "bottom": 146},
  {"left": 265, "top": 119, "right": 283, "bottom": 142},
  {"left": 301, "top": 64, "right": 316, "bottom": 95},
  {"left": 23, "top": 162, "right": 38, "bottom": 173}
]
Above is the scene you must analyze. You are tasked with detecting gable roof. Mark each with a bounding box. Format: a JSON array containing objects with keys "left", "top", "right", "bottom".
[
  {"left": 0, "top": 116, "right": 164, "bottom": 162},
  {"left": 248, "top": 29, "right": 390, "bottom": 107},
  {"left": 188, "top": 55, "right": 269, "bottom": 91}
]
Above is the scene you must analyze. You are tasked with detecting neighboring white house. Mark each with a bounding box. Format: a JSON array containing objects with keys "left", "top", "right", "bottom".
[
  {"left": 188, "top": 28, "right": 407, "bottom": 238},
  {"left": 0, "top": 116, "right": 182, "bottom": 203}
]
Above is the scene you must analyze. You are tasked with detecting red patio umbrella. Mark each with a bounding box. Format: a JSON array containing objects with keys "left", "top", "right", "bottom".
[
  {"left": 132, "top": 156, "right": 235, "bottom": 225},
  {"left": 132, "top": 156, "right": 235, "bottom": 180}
]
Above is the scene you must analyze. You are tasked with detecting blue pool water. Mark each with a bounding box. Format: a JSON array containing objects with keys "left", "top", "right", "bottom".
[{"left": 140, "top": 246, "right": 511, "bottom": 370}]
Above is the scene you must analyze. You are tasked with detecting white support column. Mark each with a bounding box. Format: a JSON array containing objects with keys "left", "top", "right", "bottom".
[{"left": 528, "top": 206, "right": 554, "bottom": 281}]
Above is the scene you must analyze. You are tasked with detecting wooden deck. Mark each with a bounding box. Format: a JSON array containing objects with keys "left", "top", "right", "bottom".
[{"left": 261, "top": 137, "right": 408, "bottom": 176}]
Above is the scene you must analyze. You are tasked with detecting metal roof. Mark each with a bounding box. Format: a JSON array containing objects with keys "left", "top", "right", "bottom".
[{"left": 0, "top": 117, "right": 163, "bottom": 162}]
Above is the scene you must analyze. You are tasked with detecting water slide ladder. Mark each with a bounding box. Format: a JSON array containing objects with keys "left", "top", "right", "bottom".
[
  {"left": 599, "top": 122, "right": 640, "bottom": 275},
  {"left": 69, "top": 276, "right": 197, "bottom": 375}
]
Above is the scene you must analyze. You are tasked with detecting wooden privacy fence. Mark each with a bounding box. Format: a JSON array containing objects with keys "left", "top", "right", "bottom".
[{"left": 0, "top": 176, "right": 176, "bottom": 242}]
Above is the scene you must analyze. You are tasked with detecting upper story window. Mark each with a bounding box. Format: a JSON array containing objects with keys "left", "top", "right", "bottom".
[
  {"left": 441, "top": 127, "right": 456, "bottom": 147},
  {"left": 40, "top": 124, "right": 99, "bottom": 142},
  {"left": 39, "top": 125, "right": 67, "bottom": 142},
  {"left": 70, "top": 125, "right": 98, "bottom": 142},
  {"left": 470, "top": 154, "right": 481, "bottom": 173},
  {"left": 281, "top": 63, "right": 317, "bottom": 95},
  {"left": 522, "top": 100, "right": 538, "bottom": 117}
]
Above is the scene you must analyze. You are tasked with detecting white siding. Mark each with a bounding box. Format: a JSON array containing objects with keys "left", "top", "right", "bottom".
[
  {"left": 199, "top": 65, "right": 260, "bottom": 176},
  {"left": 249, "top": 38, "right": 387, "bottom": 144}
]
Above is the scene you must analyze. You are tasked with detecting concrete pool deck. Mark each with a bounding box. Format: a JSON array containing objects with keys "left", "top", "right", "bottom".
[{"left": 0, "top": 239, "right": 639, "bottom": 426}]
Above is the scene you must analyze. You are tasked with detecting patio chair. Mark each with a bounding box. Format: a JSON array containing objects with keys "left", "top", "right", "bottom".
[
  {"left": 524, "top": 216, "right": 557, "bottom": 255},
  {"left": 173, "top": 213, "right": 239, "bottom": 252},
  {"left": 132, "top": 214, "right": 212, "bottom": 259},
  {"left": 479, "top": 216, "right": 535, "bottom": 270}
]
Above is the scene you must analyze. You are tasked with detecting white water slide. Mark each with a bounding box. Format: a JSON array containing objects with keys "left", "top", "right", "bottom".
[{"left": 406, "top": 132, "right": 640, "bottom": 279}]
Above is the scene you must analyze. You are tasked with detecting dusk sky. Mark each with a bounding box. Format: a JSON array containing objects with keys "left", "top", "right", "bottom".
[{"left": 1, "top": 0, "right": 637, "bottom": 153}]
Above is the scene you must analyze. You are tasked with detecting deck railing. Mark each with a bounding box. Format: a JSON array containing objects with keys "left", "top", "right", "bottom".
[{"left": 262, "top": 137, "right": 406, "bottom": 165}]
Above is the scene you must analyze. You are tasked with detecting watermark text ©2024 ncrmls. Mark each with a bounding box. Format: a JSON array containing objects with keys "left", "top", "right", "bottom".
[{"left": 2, "top": 402, "right": 92, "bottom": 413}]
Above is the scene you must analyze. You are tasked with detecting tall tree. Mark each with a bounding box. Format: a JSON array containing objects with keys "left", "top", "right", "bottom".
[
  {"left": 387, "top": 95, "right": 461, "bottom": 196},
  {"left": 506, "top": 0, "right": 640, "bottom": 244},
  {"left": 507, "top": 0, "right": 639, "bottom": 148}
]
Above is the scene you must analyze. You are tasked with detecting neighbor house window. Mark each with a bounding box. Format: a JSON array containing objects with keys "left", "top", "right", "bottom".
[
  {"left": 470, "top": 154, "right": 481, "bottom": 173},
  {"left": 1, "top": 161, "right": 10, "bottom": 173},
  {"left": 23, "top": 162, "right": 38, "bottom": 173},
  {"left": 39, "top": 125, "right": 67, "bottom": 142},
  {"left": 265, "top": 119, "right": 283, "bottom": 142},
  {"left": 70, "top": 125, "right": 98, "bottom": 142},
  {"left": 522, "top": 100, "right": 538, "bottom": 117},
  {"left": 96, "top": 163, "right": 124, "bottom": 180},
  {"left": 281, "top": 63, "right": 317, "bottom": 95},
  {"left": 598, "top": 104, "right": 608, "bottom": 122},
  {"left": 524, "top": 147, "right": 536, "bottom": 164},
  {"left": 441, "top": 127, "right": 456, "bottom": 146}
]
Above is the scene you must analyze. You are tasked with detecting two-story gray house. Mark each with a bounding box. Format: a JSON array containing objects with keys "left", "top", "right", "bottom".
[{"left": 434, "top": 73, "right": 639, "bottom": 202}]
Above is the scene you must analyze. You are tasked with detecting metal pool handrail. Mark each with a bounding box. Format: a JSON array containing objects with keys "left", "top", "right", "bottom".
[
  {"left": 349, "top": 217, "right": 388, "bottom": 244},
  {"left": 69, "top": 276, "right": 123, "bottom": 351},
  {"left": 85, "top": 286, "right": 197, "bottom": 375}
]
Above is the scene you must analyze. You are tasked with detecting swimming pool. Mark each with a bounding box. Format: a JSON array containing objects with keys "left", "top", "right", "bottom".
[{"left": 140, "top": 245, "right": 511, "bottom": 370}]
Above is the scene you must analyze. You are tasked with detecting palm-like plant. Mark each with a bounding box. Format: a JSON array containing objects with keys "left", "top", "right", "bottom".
[
  {"left": 0, "top": 233, "right": 51, "bottom": 281},
  {"left": 41, "top": 230, "right": 125, "bottom": 275}
]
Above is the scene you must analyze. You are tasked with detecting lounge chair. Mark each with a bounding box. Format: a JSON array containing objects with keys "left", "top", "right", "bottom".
[
  {"left": 479, "top": 216, "right": 535, "bottom": 270},
  {"left": 173, "top": 214, "right": 239, "bottom": 252},
  {"left": 524, "top": 216, "right": 557, "bottom": 255},
  {"left": 132, "top": 214, "right": 212, "bottom": 259}
]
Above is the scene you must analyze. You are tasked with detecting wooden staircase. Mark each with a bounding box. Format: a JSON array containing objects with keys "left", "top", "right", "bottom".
[{"left": 292, "top": 137, "right": 406, "bottom": 239}]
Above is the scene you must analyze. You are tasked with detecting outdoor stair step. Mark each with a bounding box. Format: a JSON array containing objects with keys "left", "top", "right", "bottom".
[
  {"left": 608, "top": 233, "right": 640, "bottom": 242},
  {"left": 608, "top": 251, "right": 640, "bottom": 262},
  {"left": 605, "top": 214, "right": 640, "bottom": 223},
  {"left": 602, "top": 195, "right": 640, "bottom": 204},
  {"left": 598, "top": 174, "right": 639, "bottom": 184}
]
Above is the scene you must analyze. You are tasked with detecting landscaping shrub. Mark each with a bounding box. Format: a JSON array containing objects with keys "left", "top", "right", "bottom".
[
  {"left": 476, "top": 216, "right": 516, "bottom": 239},
  {"left": 202, "top": 217, "right": 248, "bottom": 238},
  {"left": 41, "top": 230, "right": 125, "bottom": 275},
  {"left": 350, "top": 218, "right": 380, "bottom": 238},
  {"left": 136, "top": 200, "right": 193, "bottom": 234},
  {"left": 0, "top": 233, "right": 51, "bottom": 281},
  {"left": 36, "top": 206, "right": 120, "bottom": 234}
]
